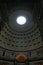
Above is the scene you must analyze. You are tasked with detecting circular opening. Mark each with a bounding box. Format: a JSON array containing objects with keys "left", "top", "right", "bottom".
[{"left": 16, "top": 16, "right": 26, "bottom": 25}]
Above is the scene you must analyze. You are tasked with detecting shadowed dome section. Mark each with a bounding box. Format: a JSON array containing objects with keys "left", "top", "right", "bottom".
[{"left": 16, "top": 54, "right": 27, "bottom": 62}]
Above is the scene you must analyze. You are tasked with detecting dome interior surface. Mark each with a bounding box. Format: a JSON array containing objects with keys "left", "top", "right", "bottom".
[{"left": 0, "top": 0, "right": 43, "bottom": 63}]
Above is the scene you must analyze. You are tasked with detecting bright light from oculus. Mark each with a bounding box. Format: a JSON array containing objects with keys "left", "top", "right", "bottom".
[{"left": 16, "top": 16, "right": 26, "bottom": 25}]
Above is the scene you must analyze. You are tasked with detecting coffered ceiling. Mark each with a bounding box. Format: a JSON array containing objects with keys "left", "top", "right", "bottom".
[{"left": 0, "top": 0, "right": 43, "bottom": 62}]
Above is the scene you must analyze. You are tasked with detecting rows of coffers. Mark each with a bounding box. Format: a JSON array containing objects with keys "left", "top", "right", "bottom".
[{"left": 0, "top": 22, "right": 42, "bottom": 50}]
